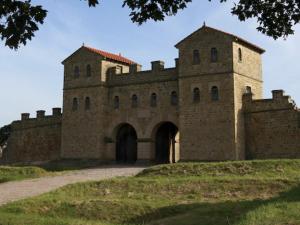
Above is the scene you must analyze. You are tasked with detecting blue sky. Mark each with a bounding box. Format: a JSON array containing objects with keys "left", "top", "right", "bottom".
[{"left": 0, "top": 0, "right": 299, "bottom": 127}]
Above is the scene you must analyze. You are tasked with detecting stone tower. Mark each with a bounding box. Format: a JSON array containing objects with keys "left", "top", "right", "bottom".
[
  {"left": 61, "top": 46, "right": 134, "bottom": 159},
  {"left": 175, "top": 25, "right": 264, "bottom": 160}
]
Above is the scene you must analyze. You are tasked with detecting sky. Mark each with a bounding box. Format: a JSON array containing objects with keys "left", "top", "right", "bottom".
[{"left": 0, "top": 0, "right": 299, "bottom": 127}]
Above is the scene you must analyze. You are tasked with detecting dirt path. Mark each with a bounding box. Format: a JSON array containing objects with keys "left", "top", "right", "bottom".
[{"left": 0, "top": 165, "right": 145, "bottom": 206}]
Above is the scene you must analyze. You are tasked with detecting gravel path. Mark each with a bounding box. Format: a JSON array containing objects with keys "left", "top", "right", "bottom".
[{"left": 0, "top": 165, "right": 145, "bottom": 206}]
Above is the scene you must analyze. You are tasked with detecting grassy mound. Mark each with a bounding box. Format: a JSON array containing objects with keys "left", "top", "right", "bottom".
[
  {"left": 0, "top": 166, "right": 50, "bottom": 183},
  {"left": 1, "top": 160, "right": 300, "bottom": 225},
  {"left": 0, "top": 159, "right": 107, "bottom": 183},
  {"left": 139, "top": 159, "right": 300, "bottom": 179}
]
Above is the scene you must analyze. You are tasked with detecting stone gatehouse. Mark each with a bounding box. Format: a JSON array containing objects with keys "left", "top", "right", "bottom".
[{"left": 3, "top": 25, "right": 300, "bottom": 164}]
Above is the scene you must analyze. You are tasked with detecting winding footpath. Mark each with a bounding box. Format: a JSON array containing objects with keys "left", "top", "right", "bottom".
[{"left": 0, "top": 165, "right": 145, "bottom": 206}]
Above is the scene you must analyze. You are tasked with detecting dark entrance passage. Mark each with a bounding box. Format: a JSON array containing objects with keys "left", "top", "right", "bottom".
[
  {"left": 116, "top": 124, "right": 137, "bottom": 163},
  {"left": 155, "top": 122, "right": 179, "bottom": 163}
]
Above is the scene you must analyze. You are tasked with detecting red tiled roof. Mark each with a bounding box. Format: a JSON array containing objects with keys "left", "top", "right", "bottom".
[
  {"left": 175, "top": 25, "right": 265, "bottom": 54},
  {"left": 84, "top": 46, "right": 136, "bottom": 65}
]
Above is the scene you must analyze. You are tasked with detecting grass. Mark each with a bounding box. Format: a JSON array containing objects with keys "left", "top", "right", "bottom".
[
  {"left": 0, "top": 159, "right": 107, "bottom": 183},
  {"left": 1, "top": 159, "right": 300, "bottom": 225}
]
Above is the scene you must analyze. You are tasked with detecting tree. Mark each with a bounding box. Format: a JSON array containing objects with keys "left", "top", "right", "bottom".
[
  {"left": 0, "top": 124, "right": 11, "bottom": 157},
  {"left": 1, "top": 0, "right": 300, "bottom": 49}
]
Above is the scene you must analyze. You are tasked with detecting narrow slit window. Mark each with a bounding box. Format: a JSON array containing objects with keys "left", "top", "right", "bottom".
[
  {"left": 150, "top": 93, "right": 157, "bottom": 107},
  {"left": 72, "top": 98, "right": 78, "bottom": 111},
  {"left": 211, "top": 48, "right": 218, "bottom": 62},
  {"left": 132, "top": 94, "right": 138, "bottom": 108},
  {"left": 114, "top": 96, "right": 119, "bottom": 109},
  {"left": 193, "top": 87, "right": 200, "bottom": 103},
  {"left": 85, "top": 97, "right": 90, "bottom": 110},
  {"left": 86, "top": 65, "right": 91, "bottom": 77},
  {"left": 238, "top": 48, "right": 242, "bottom": 62},
  {"left": 74, "top": 66, "right": 80, "bottom": 78},
  {"left": 171, "top": 91, "right": 178, "bottom": 106},
  {"left": 211, "top": 86, "right": 219, "bottom": 101},
  {"left": 193, "top": 50, "right": 200, "bottom": 64}
]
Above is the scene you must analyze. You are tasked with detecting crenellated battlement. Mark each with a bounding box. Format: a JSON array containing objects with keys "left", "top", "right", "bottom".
[
  {"left": 14, "top": 108, "right": 62, "bottom": 130},
  {"left": 243, "top": 90, "right": 298, "bottom": 113},
  {"left": 107, "top": 59, "right": 179, "bottom": 86}
]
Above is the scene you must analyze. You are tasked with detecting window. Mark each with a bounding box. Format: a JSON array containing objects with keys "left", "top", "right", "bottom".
[
  {"left": 132, "top": 94, "right": 138, "bottom": 108},
  {"left": 114, "top": 96, "right": 119, "bottom": 109},
  {"left": 211, "top": 86, "right": 219, "bottom": 101},
  {"left": 246, "top": 86, "right": 252, "bottom": 94},
  {"left": 211, "top": 48, "right": 218, "bottom": 62},
  {"left": 171, "top": 91, "right": 178, "bottom": 106},
  {"left": 193, "top": 50, "right": 200, "bottom": 64},
  {"left": 238, "top": 48, "right": 242, "bottom": 62},
  {"left": 193, "top": 87, "right": 200, "bottom": 103},
  {"left": 85, "top": 97, "right": 90, "bottom": 110},
  {"left": 86, "top": 65, "right": 91, "bottom": 77},
  {"left": 150, "top": 93, "right": 157, "bottom": 107},
  {"left": 72, "top": 98, "right": 78, "bottom": 111},
  {"left": 74, "top": 66, "right": 80, "bottom": 78},
  {"left": 116, "top": 66, "right": 123, "bottom": 74}
]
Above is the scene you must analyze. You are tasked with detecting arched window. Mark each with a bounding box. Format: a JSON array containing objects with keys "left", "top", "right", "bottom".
[
  {"left": 114, "top": 96, "right": 119, "bottom": 109},
  {"left": 85, "top": 97, "right": 90, "bottom": 110},
  {"left": 193, "top": 87, "right": 200, "bottom": 103},
  {"left": 132, "top": 94, "right": 138, "bottom": 108},
  {"left": 86, "top": 64, "right": 91, "bottom": 77},
  {"left": 74, "top": 66, "right": 80, "bottom": 78},
  {"left": 150, "top": 93, "right": 157, "bottom": 107},
  {"left": 193, "top": 49, "right": 200, "bottom": 64},
  {"left": 238, "top": 48, "right": 242, "bottom": 62},
  {"left": 211, "top": 48, "right": 218, "bottom": 62},
  {"left": 72, "top": 98, "right": 78, "bottom": 111},
  {"left": 246, "top": 86, "right": 252, "bottom": 94},
  {"left": 211, "top": 86, "right": 219, "bottom": 101},
  {"left": 171, "top": 91, "right": 178, "bottom": 106}
]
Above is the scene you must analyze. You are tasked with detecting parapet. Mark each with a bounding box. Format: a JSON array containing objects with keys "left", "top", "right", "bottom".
[
  {"left": 243, "top": 90, "right": 297, "bottom": 113},
  {"left": 151, "top": 61, "right": 165, "bottom": 71},
  {"left": 21, "top": 113, "right": 30, "bottom": 121},
  {"left": 107, "top": 59, "right": 179, "bottom": 87},
  {"left": 129, "top": 64, "right": 142, "bottom": 73},
  {"left": 14, "top": 108, "right": 63, "bottom": 131},
  {"left": 52, "top": 108, "right": 62, "bottom": 116},
  {"left": 20, "top": 108, "right": 62, "bottom": 121}
]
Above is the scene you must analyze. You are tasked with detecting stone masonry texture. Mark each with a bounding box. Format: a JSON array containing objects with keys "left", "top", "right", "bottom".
[{"left": 3, "top": 25, "right": 300, "bottom": 163}]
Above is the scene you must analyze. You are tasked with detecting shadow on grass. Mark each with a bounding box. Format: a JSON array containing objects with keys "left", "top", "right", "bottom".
[
  {"left": 35, "top": 159, "right": 149, "bottom": 172},
  {"left": 128, "top": 184, "right": 300, "bottom": 225}
]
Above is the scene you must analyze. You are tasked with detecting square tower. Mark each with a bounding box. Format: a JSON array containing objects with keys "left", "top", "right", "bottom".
[
  {"left": 61, "top": 46, "right": 134, "bottom": 159},
  {"left": 175, "top": 25, "right": 264, "bottom": 161}
]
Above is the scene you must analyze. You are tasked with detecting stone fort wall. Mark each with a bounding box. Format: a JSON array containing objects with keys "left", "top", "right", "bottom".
[
  {"left": 105, "top": 62, "right": 179, "bottom": 161},
  {"left": 243, "top": 90, "right": 300, "bottom": 159},
  {"left": 3, "top": 26, "right": 300, "bottom": 164},
  {"left": 3, "top": 108, "right": 62, "bottom": 163}
]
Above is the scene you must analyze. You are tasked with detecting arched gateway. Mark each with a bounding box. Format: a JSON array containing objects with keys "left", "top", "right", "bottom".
[
  {"left": 155, "top": 122, "right": 179, "bottom": 163},
  {"left": 116, "top": 124, "right": 137, "bottom": 163}
]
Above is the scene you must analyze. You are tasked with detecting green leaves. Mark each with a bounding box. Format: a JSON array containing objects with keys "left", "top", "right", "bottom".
[
  {"left": 0, "top": 124, "right": 11, "bottom": 150},
  {"left": 0, "top": 0, "right": 47, "bottom": 49},
  {"left": 230, "top": 0, "right": 300, "bottom": 39},
  {"left": 123, "top": 0, "right": 192, "bottom": 24},
  {"left": 1, "top": 0, "right": 300, "bottom": 49}
]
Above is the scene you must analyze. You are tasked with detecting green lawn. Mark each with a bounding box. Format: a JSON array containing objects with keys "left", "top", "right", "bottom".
[
  {"left": 1, "top": 160, "right": 300, "bottom": 225},
  {"left": 0, "top": 159, "right": 106, "bottom": 183}
]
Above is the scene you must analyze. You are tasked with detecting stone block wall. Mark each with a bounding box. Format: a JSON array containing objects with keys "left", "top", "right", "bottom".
[
  {"left": 243, "top": 90, "right": 300, "bottom": 159},
  {"left": 5, "top": 108, "right": 62, "bottom": 163},
  {"left": 105, "top": 64, "right": 179, "bottom": 161}
]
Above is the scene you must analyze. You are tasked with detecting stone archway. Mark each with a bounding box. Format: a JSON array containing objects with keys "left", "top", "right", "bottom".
[
  {"left": 155, "top": 122, "right": 179, "bottom": 164},
  {"left": 116, "top": 124, "right": 137, "bottom": 163}
]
